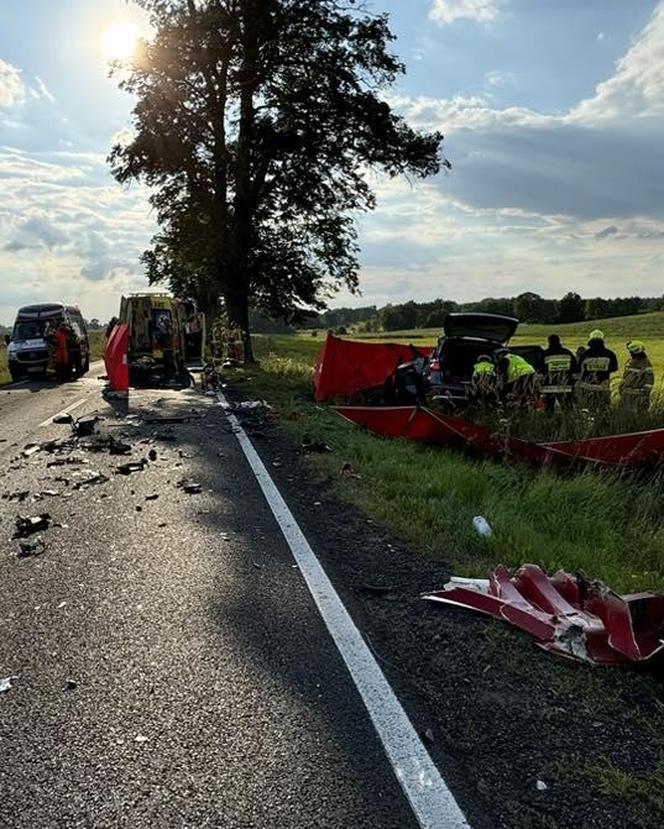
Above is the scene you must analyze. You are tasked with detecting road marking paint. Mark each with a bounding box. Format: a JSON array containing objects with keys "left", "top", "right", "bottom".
[
  {"left": 217, "top": 393, "right": 471, "bottom": 829},
  {"left": 38, "top": 398, "right": 88, "bottom": 429}
]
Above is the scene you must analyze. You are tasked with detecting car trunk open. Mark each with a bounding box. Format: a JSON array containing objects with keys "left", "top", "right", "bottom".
[{"left": 443, "top": 313, "right": 518, "bottom": 344}]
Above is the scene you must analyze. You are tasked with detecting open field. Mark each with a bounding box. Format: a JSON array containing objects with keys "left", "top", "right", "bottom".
[{"left": 234, "top": 319, "right": 664, "bottom": 594}]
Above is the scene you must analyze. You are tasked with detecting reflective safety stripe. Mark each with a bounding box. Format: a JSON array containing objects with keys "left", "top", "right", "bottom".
[
  {"left": 577, "top": 380, "right": 610, "bottom": 391},
  {"left": 544, "top": 356, "right": 571, "bottom": 372},
  {"left": 541, "top": 386, "right": 573, "bottom": 394},
  {"left": 583, "top": 357, "right": 610, "bottom": 372}
]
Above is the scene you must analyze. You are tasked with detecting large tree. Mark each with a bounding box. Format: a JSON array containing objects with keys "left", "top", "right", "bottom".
[{"left": 110, "top": 0, "right": 445, "bottom": 359}]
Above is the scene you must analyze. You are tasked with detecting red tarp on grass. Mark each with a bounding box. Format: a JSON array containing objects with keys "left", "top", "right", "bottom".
[
  {"left": 104, "top": 324, "right": 129, "bottom": 393},
  {"left": 314, "top": 333, "right": 432, "bottom": 402},
  {"left": 334, "top": 404, "right": 664, "bottom": 469},
  {"left": 423, "top": 564, "right": 664, "bottom": 666}
]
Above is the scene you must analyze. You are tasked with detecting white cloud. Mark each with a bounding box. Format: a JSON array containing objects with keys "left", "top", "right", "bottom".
[
  {"left": 112, "top": 127, "right": 134, "bottom": 148},
  {"left": 0, "top": 149, "right": 155, "bottom": 323},
  {"left": 597, "top": 32, "right": 606, "bottom": 43},
  {"left": 485, "top": 70, "right": 513, "bottom": 88},
  {"left": 33, "top": 76, "right": 56, "bottom": 105},
  {"left": 0, "top": 59, "right": 25, "bottom": 108},
  {"left": 571, "top": 3, "right": 664, "bottom": 122},
  {"left": 430, "top": 0, "right": 502, "bottom": 26}
]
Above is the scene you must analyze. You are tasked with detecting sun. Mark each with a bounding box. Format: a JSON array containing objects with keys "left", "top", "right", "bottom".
[{"left": 102, "top": 21, "right": 140, "bottom": 61}]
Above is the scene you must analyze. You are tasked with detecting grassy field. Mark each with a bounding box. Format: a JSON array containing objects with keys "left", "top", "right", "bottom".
[{"left": 230, "top": 317, "right": 664, "bottom": 594}]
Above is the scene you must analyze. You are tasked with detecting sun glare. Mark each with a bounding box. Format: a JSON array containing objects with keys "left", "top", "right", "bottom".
[{"left": 102, "top": 21, "right": 140, "bottom": 61}]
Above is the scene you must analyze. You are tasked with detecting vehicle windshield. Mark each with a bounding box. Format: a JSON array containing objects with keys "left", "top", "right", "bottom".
[{"left": 12, "top": 321, "right": 46, "bottom": 341}]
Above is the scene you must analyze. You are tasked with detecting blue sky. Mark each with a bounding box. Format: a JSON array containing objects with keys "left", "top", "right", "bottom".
[{"left": 1, "top": 0, "right": 663, "bottom": 323}]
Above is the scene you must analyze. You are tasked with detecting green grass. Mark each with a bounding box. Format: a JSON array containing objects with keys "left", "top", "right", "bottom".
[
  {"left": 232, "top": 329, "right": 664, "bottom": 593},
  {"left": 0, "top": 345, "right": 8, "bottom": 385}
]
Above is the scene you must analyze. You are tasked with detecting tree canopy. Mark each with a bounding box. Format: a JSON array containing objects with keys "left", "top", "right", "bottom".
[{"left": 110, "top": 0, "right": 445, "bottom": 358}]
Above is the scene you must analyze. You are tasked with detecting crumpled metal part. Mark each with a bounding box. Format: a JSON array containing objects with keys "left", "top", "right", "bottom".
[{"left": 424, "top": 564, "right": 664, "bottom": 666}]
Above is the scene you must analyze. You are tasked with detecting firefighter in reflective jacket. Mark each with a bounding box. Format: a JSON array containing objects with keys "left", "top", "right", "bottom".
[
  {"left": 46, "top": 320, "right": 72, "bottom": 380},
  {"left": 576, "top": 329, "right": 618, "bottom": 409},
  {"left": 495, "top": 349, "right": 537, "bottom": 405},
  {"left": 540, "top": 334, "right": 577, "bottom": 414},
  {"left": 619, "top": 340, "right": 654, "bottom": 412},
  {"left": 470, "top": 354, "right": 498, "bottom": 405}
]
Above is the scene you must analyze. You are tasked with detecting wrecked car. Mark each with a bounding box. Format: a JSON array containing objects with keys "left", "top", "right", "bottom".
[{"left": 391, "top": 313, "right": 541, "bottom": 407}]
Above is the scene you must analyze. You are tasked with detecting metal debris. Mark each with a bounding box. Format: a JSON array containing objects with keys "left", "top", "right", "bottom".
[
  {"left": 17, "top": 537, "right": 47, "bottom": 559},
  {"left": 0, "top": 676, "right": 18, "bottom": 694},
  {"left": 116, "top": 460, "right": 148, "bottom": 476},
  {"left": 177, "top": 479, "right": 203, "bottom": 494},
  {"left": 72, "top": 416, "right": 99, "bottom": 437},
  {"left": 14, "top": 514, "right": 52, "bottom": 538}
]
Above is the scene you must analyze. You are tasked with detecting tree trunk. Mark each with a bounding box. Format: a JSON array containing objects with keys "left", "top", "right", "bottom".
[{"left": 225, "top": 285, "right": 254, "bottom": 363}]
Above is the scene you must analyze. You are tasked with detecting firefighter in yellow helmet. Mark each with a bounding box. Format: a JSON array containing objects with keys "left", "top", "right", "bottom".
[
  {"left": 619, "top": 340, "right": 654, "bottom": 412},
  {"left": 575, "top": 329, "right": 618, "bottom": 410}
]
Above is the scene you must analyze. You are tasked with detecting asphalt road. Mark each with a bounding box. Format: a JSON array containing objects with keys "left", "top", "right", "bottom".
[{"left": 0, "top": 376, "right": 426, "bottom": 828}]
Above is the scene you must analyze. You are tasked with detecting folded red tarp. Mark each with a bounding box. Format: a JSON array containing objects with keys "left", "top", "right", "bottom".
[
  {"left": 314, "top": 334, "right": 432, "bottom": 402},
  {"left": 334, "top": 404, "right": 664, "bottom": 469},
  {"left": 424, "top": 564, "right": 664, "bottom": 666},
  {"left": 104, "top": 323, "right": 129, "bottom": 393}
]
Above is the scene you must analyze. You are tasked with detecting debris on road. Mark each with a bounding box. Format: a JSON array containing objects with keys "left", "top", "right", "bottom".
[
  {"left": 424, "top": 564, "right": 664, "bottom": 666},
  {"left": 116, "top": 460, "right": 148, "bottom": 476},
  {"left": 108, "top": 437, "right": 132, "bottom": 456},
  {"left": 64, "top": 679, "right": 78, "bottom": 691},
  {"left": 473, "top": 516, "right": 493, "bottom": 537},
  {"left": 339, "top": 462, "right": 361, "bottom": 479},
  {"left": 0, "top": 676, "right": 18, "bottom": 694},
  {"left": 146, "top": 494, "right": 159, "bottom": 501},
  {"left": 72, "top": 416, "right": 100, "bottom": 437},
  {"left": 53, "top": 414, "right": 74, "bottom": 425},
  {"left": 148, "top": 448, "right": 158, "bottom": 462},
  {"left": 134, "top": 734, "right": 149, "bottom": 744},
  {"left": 22, "top": 444, "right": 42, "bottom": 458},
  {"left": 72, "top": 471, "right": 109, "bottom": 490},
  {"left": 17, "top": 537, "right": 47, "bottom": 559},
  {"left": 177, "top": 479, "right": 202, "bottom": 494},
  {"left": 14, "top": 514, "right": 52, "bottom": 538},
  {"left": 536, "top": 781, "right": 548, "bottom": 792},
  {"left": 2, "top": 491, "right": 30, "bottom": 503},
  {"left": 302, "top": 437, "right": 333, "bottom": 454}
]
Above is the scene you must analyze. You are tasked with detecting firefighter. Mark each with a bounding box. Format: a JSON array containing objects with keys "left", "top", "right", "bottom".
[
  {"left": 46, "top": 320, "right": 72, "bottom": 381},
  {"left": 619, "top": 340, "right": 654, "bottom": 413},
  {"left": 495, "top": 348, "right": 537, "bottom": 406},
  {"left": 540, "top": 334, "right": 577, "bottom": 414},
  {"left": 576, "top": 329, "right": 618, "bottom": 410},
  {"left": 470, "top": 354, "right": 498, "bottom": 405}
]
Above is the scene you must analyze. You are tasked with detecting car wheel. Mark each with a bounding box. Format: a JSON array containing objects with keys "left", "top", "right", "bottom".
[{"left": 9, "top": 367, "right": 23, "bottom": 383}]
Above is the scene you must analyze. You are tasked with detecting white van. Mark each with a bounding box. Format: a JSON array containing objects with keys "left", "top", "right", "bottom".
[{"left": 5, "top": 303, "right": 90, "bottom": 382}]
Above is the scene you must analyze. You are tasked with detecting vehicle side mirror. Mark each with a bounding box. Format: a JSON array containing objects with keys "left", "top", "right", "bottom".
[{"left": 4, "top": 334, "right": 10, "bottom": 345}]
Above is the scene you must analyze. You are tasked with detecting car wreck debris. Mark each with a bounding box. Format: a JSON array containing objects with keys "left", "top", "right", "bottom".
[
  {"left": 17, "top": 537, "right": 47, "bottom": 559},
  {"left": 0, "top": 676, "right": 18, "bottom": 694},
  {"left": 116, "top": 460, "right": 148, "bottom": 476},
  {"left": 53, "top": 414, "right": 74, "bottom": 425},
  {"left": 424, "top": 564, "right": 664, "bottom": 666},
  {"left": 177, "top": 479, "right": 202, "bottom": 494},
  {"left": 14, "top": 514, "right": 52, "bottom": 538}
]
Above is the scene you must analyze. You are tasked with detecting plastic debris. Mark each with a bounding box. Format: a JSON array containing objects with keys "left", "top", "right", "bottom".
[
  {"left": 64, "top": 679, "right": 78, "bottom": 691},
  {"left": 424, "top": 564, "right": 664, "bottom": 666},
  {"left": 116, "top": 460, "right": 148, "bottom": 475},
  {"left": 17, "top": 537, "right": 47, "bottom": 559},
  {"left": 472, "top": 516, "right": 493, "bottom": 537},
  {"left": 177, "top": 479, "right": 202, "bottom": 494},
  {"left": 302, "top": 437, "right": 333, "bottom": 454},
  {"left": 15, "top": 514, "right": 52, "bottom": 538},
  {"left": 53, "top": 414, "right": 74, "bottom": 425},
  {"left": 108, "top": 437, "right": 132, "bottom": 456},
  {"left": 134, "top": 734, "right": 149, "bottom": 744},
  {"left": 72, "top": 416, "right": 99, "bottom": 437},
  {"left": 148, "top": 449, "right": 158, "bottom": 462},
  {"left": 0, "top": 676, "right": 18, "bottom": 694},
  {"left": 22, "top": 444, "right": 41, "bottom": 458},
  {"left": 536, "top": 781, "right": 548, "bottom": 792}
]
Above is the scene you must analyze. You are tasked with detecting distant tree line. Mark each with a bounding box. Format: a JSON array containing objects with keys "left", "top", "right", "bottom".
[{"left": 297, "top": 292, "right": 664, "bottom": 333}]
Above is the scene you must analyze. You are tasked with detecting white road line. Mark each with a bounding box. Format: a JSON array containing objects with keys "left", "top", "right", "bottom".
[
  {"left": 38, "top": 398, "right": 88, "bottom": 429},
  {"left": 217, "top": 392, "right": 471, "bottom": 829}
]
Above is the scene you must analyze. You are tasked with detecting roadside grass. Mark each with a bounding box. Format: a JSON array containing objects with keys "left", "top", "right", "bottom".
[
  {"left": 231, "top": 334, "right": 664, "bottom": 593},
  {"left": 0, "top": 346, "right": 8, "bottom": 385}
]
